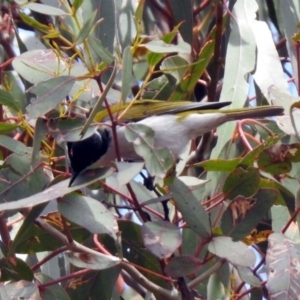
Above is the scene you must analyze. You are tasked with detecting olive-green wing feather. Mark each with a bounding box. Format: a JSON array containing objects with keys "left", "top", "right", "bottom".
[{"left": 95, "top": 100, "right": 232, "bottom": 122}]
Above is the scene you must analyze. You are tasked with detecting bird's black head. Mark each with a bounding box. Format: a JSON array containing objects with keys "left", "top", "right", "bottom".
[{"left": 67, "top": 129, "right": 110, "bottom": 186}]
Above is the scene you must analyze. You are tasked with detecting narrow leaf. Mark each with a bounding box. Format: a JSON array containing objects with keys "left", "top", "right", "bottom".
[
  {"left": 65, "top": 251, "right": 121, "bottom": 270},
  {"left": 23, "top": 3, "right": 67, "bottom": 15},
  {"left": 0, "top": 89, "right": 21, "bottom": 112},
  {"left": 169, "top": 177, "right": 211, "bottom": 238},
  {"left": 223, "top": 166, "right": 260, "bottom": 200},
  {"left": 121, "top": 46, "right": 133, "bottom": 103},
  {"left": 58, "top": 194, "right": 118, "bottom": 239},
  {"left": 141, "top": 221, "right": 182, "bottom": 259},
  {"left": 266, "top": 233, "right": 300, "bottom": 299},
  {"left": 27, "top": 76, "right": 76, "bottom": 119},
  {"left": 144, "top": 40, "right": 191, "bottom": 54},
  {"left": 211, "top": 0, "right": 257, "bottom": 158},
  {"left": 208, "top": 236, "right": 256, "bottom": 267},
  {"left": 165, "top": 256, "right": 203, "bottom": 278},
  {"left": 0, "top": 167, "right": 113, "bottom": 211},
  {"left": 76, "top": 10, "right": 98, "bottom": 44},
  {"left": 0, "top": 135, "right": 29, "bottom": 155},
  {"left": 124, "top": 123, "right": 174, "bottom": 177}
]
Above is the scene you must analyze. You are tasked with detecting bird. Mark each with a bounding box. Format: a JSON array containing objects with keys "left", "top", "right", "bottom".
[{"left": 67, "top": 100, "right": 284, "bottom": 186}]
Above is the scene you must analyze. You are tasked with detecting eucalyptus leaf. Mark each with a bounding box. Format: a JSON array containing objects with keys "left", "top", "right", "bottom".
[
  {"left": 0, "top": 89, "right": 21, "bottom": 112},
  {"left": 124, "top": 123, "right": 174, "bottom": 177},
  {"left": 121, "top": 46, "right": 133, "bottom": 103},
  {"left": 144, "top": 40, "right": 191, "bottom": 54},
  {"left": 164, "top": 255, "right": 203, "bottom": 278},
  {"left": 208, "top": 236, "right": 256, "bottom": 267},
  {"left": 65, "top": 251, "right": 121, "bottom": 270},
  {"left": 141, "top": 221, "right": 182, "bottom": 259},
  {"left": 23, "top": 3, "right": 67, "bottom": 15},
  {"left": 58, "top": 194, "right": 118, "bottom": 239},
  {"left": 76, "top": 10, "right": 98, "bottom": 44},
  {"left": 0, "top": 135, "right": 30, "bottom": 155},
  {"left": 223, "top": 166, "right": 260, "bottom": 200},
  {"left": 0, "top": 167, "right": 113, "bottom": 211},
  {"left": 27, "top": 76, "right": 76, "bottom": 119},
  {"left": 169, "top": 177, "right": 211, "bottom": 238},
  {"left": 35, "top": 273, "right": 72, "bottom": 300}
]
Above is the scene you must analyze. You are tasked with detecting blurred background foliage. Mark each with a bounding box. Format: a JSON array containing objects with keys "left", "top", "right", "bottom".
[{"left": 0, "top": 0, "right": 300, "bottom": 299}]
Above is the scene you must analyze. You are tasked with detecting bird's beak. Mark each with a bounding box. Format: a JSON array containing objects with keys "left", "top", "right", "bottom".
[{"left": 68, "top": 171, "right": 80, "bottom": 187}]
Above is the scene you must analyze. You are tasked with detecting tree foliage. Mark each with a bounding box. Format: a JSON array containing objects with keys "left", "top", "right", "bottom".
[{"left": 0, "top": 0, "right": 300, "bottom": 299}]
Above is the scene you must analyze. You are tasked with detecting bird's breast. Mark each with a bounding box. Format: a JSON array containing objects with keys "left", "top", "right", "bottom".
[{"left": 98, "top": 113, "right": 225, "bottom": 165}]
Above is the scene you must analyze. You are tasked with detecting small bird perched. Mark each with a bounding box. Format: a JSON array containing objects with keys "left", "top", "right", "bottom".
[{"left": 67, "top": 100, "right": 284, "bottom": 186}]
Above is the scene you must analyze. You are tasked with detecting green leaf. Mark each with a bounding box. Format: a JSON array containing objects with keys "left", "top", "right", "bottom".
[
  {"left": 18, "top": 12, "right": 50, "bottom": 33},
  {"left": 0, "top": 123, "right": 19, "bottom": 134},
  {"left": 66, "top": 267, "right": 120, "bottom": 300},
  {"left": 223, "top": 166, "right": 260, "bottom": 200},
  {"left": 168, "top": 0, "right": 193, "bottom": 46},
  {"left": 117, "top": 220, "right": 166, "bottom": 287},
  {"left": 47, "top": 116, "right": 99, "bottom": 142},
  {"left": 207, "top": 272, "right": 226, "bottom": 300},
  {"left": 164, "top": 255, "right": 203, "bottom": 277},
  {"left": 208, "top": 236, "right": 256, "bottom": 267},
  {"left": 117, "top": 0, "right": 137, "bottom": 50},
  {"left": 80, "top": 65, "right": 116, "bottom": 137},
  {"left": 271, "top": 205, "right": 290, "bottom": 233},
  {"left": 76, "top": 10, "right": 98, "bottom": 44},
  {"left": 280, "top": 1, "right": 300, "bottom": 93},
  {"left": 236, "top": 266, "right": 261, "bottom": 287},
  {"left": 9, "top": 202, "right": 50, "bottom": 254},
  {"left": 258, "top": 146, "right": 292, "bottom": 174},
  {"left": 266, "top": 233, "right": 300, "bottom": 299},
  {"left": 121, "top": 46, "right": 133, "bottom": 103},
  {"left": 146, "top": 24, "right": 183, "bottom": 66},
  {"left": 0, "top": 135, "right": 29, "bottom": 155},
  {"left": 259, "top": 178, "right": 295, "bottom": 213},
  {"left": 124, "top": 123, "right": 174, "bottom": 177},
  {"left": 65, "top": 251, "right": 121, "bottom": 270},
  {"left": 82, "top": 0, "right": 115, "bottom": 60},
  {"left": 195, "top": 158, "right": 241, "bottom": 171},
  {"left": 141, "top": 221, "right": 182, "bottom": 259},
  {"left": 211, "top": 0, "right": 257, "bottom": 157},
  {"left": 0, "top": 257, "right": 33, "bottom": 281},
  {"left": 0, "top": 167, "right": 113, "bottom": 211},
  {"left": 115, "top": 161, "right": 144, "bottom": 185},
  {"left": 141, "top": 74, "right": 176, "bottom": 100},
  {"left": 31, "top": 118, "right": 47, "bottom": 166},
  {"left": 88, "top": 37, "right": 115, "bottom": 64},
  {"left": 252, "top": 20, "right": 290, "bottom": 111},
  {"left": 221, "top": 188, "right": 277, "bottom": 241},
  {"left": 240, "top": 135, "right": 281, "bottom": 166},
  {"left": 0, "top": 281, "right": 38, "bottom": 299},
  {"left": 160, "top": 55, "right": 189, "bottom": 82},
  {"left": 13, "top": 216, "right": 90, "bottom": 253},
  {"left": 22, "top": 3, "right": 67, "bottom": 15},
  {"left": 0, "top": 89, "right": 21, "bottom": 112},
  {"left": 169, "top": 177, "right": 211, "bottom": 238},
  {"left": 144, "top": 40, "right": 191, "bottom": 54},
  {"left": 73, "top": 0, "right": 84, "bottom": 12},
  {"left": 58, "top": 194, "right": 118, "bottom": 239},
  {"left": 27, "top": 76, "right": 76, "bottom": 119},
  {"left": 35, "top": 273, "right": 72, "bottom": 300},
  {"left": 0, "top": 153, "right": 49, "bottom": 203},
  {"left": 1, "top": 71, "right": 27, "bottom": 111},
  {"left": 168, "top": 40, "right": 214, "bottom": 100}
]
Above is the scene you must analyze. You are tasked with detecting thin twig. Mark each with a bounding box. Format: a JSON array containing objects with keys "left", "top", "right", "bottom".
[{"left": 31, "top": 246, "right": 68, "bottom": 271}]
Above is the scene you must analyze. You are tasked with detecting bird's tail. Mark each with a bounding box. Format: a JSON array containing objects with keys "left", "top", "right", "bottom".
[{"left": 221, "top": 105, "right": 284, "bottom": 120}]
